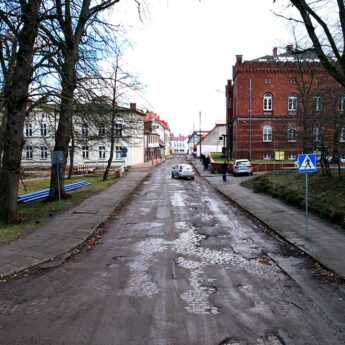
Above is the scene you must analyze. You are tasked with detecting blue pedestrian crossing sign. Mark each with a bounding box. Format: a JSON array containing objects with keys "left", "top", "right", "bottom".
[{"left": 298, "top": 154, "right": 316, "bottom": 173}]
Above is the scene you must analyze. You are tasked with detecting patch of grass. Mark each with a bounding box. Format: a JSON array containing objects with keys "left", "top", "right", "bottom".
[
  {"left": 0, "top": 174, "right": 121, "bottom": 245},
  {"left": 241, "top": 169, "right": 345, "bottom": 228}
]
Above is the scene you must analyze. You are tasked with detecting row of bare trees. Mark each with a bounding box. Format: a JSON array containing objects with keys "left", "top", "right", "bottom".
[{"left": 0, "top": 0, "right": 143, "bottom": 222}]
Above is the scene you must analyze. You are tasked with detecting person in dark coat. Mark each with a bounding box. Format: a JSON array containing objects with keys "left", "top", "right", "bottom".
[{"left": 221, "top": 161, "right": 229, "bottom": 182}]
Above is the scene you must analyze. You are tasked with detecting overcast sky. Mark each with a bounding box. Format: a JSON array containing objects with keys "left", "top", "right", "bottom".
[{"left": 112, "top": 0, "right": 294, "bottom": 136}]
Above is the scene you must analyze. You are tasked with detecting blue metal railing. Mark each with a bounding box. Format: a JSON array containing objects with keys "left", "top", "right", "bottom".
[{"left": 18, "top": 181, "right": 91, "bottom": 204}]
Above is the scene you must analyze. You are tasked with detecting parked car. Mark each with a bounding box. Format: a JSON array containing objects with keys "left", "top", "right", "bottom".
[
  {"left": 233, "top": 159, "right": 253, "bottom": 176},
  {"left": 171, "top": 164, "right": 195, "bottom": 180}
]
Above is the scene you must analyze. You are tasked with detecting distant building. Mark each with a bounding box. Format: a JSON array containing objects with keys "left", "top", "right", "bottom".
[
  {"left": 187, "top": 130, "right": 209, "bottom": 156},
  {"left": 196, "top": 121, "right": 226, "bottom": 157},
  {"left": 170, "top": 136, "right": 188, "bottom": 154},
  {"left": 226, "top": 46, "right": 345, "bottom": 161},
  {"left": 144, "top": 111, "right": 170, "bottom": 161}
]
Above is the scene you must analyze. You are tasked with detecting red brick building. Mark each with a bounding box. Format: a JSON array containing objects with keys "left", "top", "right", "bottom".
[{"left": 225, "top": 46, "right": 345, "bottom": 162}]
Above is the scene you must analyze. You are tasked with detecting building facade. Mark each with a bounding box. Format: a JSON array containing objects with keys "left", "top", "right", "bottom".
[
  {"left": 22, "top": 102, "right": 145, "bottom": 168},
  {"left": 226, "top": 47, "right": 345, "bottom": 162},
  {"left": 170, "top": 136, "right": 188, "bottom": 154},
  {"left": 196, "top": 121, "right": 226, "bottom": 157}
]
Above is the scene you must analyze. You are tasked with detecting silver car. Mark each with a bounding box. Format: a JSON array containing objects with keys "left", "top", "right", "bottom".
[
  {"left": 171, "top": 164, "right": 195, "bottom": 180},
  {"left": 233, "top": 159, "right": 253, "bottom": 176}
]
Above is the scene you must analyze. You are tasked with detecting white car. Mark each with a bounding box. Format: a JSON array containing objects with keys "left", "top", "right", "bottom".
[
  {"left": 233, "top": 159, "right": 253, "bottom": 176},
  {"left": 171, "top": 164, "right": 196, "bottom": 180}
]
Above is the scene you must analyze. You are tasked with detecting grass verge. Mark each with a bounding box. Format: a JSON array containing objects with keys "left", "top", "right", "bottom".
[
  {"left": 0, "top": 174, "right": 121, "bottom": 245},
  {"left": 241, "top": 169, "right": 345, "bottom": 229}
]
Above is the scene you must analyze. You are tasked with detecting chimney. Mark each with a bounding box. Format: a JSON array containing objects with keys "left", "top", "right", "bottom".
[
  {"left": 236, "top": 55, "right": 243, "bottom": 65},
  {"left": 286, "top": 44, "right": 293, "bottom": 52},
  {"left": 273, "top": 47, "right": 278, "bottom": 58},
  {"left": 130, "top": 103, "right": 136, "bottom": 110}
]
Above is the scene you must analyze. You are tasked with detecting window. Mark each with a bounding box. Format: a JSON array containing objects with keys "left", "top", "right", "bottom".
[
  {"left": 263, "top": 125, "right": 272, "bottom": 142},
  {"left": 82, "top": 123, "right": 89, "bottom": 137},
  {"left": 288, "top": 153, "right": 296, "bottom": 160},
  {"left": 338, "top": 96, "right": 345, "bottom": 112},
  {"left": 264, "top": 153, "right": 272, "bottom": 160},
  {"left": 40, "top": 146, "right": 47, "bottom": 159},
  {"left": 40, "top": 123, "right": 47, "bottom": 137},
  {"left": 115, "top": 146, "right": 122, "bottom": 159},
  {"left": 26, "top": 146, "right": 33, "bottom": 159},
  {"left": 82, "top": 146, "right": 89, "bottom": 159},
  {"left": 288, "top": 125, "right": 297, "bottom": 142},
  {"left": 263, "top": 93, "right": 272, "bottom": 111},
  {"left": 313, "top": 126, "right": 322, "bottom": 142},
  {"left": 99, "top": 124, "right": 106, "bottom": 137},
  {"left": 314, "top": 96, "right": 322, "bottom": 111},
  {"left": 25, "top": 123, "right": 32, "bottom": 137},
  {"left": 115, "top": 123, "right": 122, "bottom": 137},
  {"left": 265, "top": 78, "right": 272, "bottom": 84},
  {"left": 99, "top": 146, "right": 105, "bottom": 159},
  {"left": 340, "top": 127, "right": 345, "bottom": 142},
  {"left": 288, "top": 93, "right": 298, "bottom": 111}
]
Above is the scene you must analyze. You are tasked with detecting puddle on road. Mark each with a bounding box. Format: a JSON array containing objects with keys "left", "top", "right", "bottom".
[{"left": 121, "top": 221, "right": 286, "bottom": 315}]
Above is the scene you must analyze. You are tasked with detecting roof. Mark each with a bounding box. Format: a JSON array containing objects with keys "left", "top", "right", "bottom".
[
  {"left": 250, "top": 47, "right": 320, "bottom": 64},
  {"left": 171, "top": 136, "right": 188, "bottom": 141}
]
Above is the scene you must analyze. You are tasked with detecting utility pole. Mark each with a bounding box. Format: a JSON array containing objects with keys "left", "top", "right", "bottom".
[{"left": 199, "top": 111, "right": 202, "bottom": 158}]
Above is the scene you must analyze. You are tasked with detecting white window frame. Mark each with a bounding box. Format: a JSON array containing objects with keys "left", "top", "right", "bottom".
[
  {"left": 263, "top": 125, "right": 272, "bottom": 142},
  {"left": 314, "top": 96, "right": 322, "bottom": 111},
  {"left": 338, "top": 95, "right": 345, "bottom": 112},
  {"left": 288, "top": 93, "right": 298, "bottom": 111},
  {"left": 115, "top": 146, "right": 122, "bottom": 159},
  {"left": 26, "top": 146, "right": 33, "bottom": 159},
  {"left": 81, "top": 123, "right": 89, "bottom": 137},
  {"left": 313, "top": 125, "right": 322, "bottom": 142},
  {"left": 340, "top": 127, "right": 345, "bottom": 142},
  {"left": 115, "top": 123, "right": 122, "bottom": 137},
  {"left": 263, "top": 93, "right": 272, "bottom": 111},
  {"left": 263, "top": 153, "right": 272, "bottom": 160},
  {"left": 99, "top": 146, "right": 106, "bottom": 159},
  {"left": 99, "top": 124, "right": 106, "bottom": 137},
  {"left": 40, "top": 123, "right": 47, "bottom": 137},
  {"left": 40, "top": 146, "right": 47, "bottom": 159},
  {"left": 288, "top": 153, "right": 296, "bottom": 160},
  {"left": 25, "top": 123, "right": 32, "bottom": 137},
  {"left": 288, "top": 125, "right": 297, "bottom": 142},
  {"left": 82, "top": 146, "right": 89, "bottom": 159}
]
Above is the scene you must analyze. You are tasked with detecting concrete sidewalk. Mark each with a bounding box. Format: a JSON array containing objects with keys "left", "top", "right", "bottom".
[
  {"left": 0, "top": 159, "right": 169, "bottom": 279},
  {"left": 191, "top": 157, "right": 345, "bottom": 279}
]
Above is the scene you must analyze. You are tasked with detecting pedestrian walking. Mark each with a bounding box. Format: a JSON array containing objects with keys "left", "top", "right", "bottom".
[{"left": 221, "top": 161, "right": 228, "bottom": 182}]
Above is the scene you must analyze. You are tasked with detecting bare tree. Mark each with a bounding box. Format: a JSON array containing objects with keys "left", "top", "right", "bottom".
[
  {"left": 275, "top": 0, "right": 345, "bottom": 87},
  {"left": 0, "top": 0, "right": 44, "bottom": 222}
]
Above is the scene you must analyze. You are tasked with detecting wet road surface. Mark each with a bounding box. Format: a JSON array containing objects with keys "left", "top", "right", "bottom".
[{"left": 0, "top": 156, "right": 344, "bottom": 345}]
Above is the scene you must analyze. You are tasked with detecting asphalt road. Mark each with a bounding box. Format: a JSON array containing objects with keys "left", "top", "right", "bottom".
[{"left": 0, "top": 156, "right": 344, "bottom": 345}]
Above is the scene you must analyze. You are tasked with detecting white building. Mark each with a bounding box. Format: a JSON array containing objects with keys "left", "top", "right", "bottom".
[
  {"left": 170, "top": 136, "right": 188, "bottom": 154},
  {"left": 196, "top": 121, "right": 226, "bottom": 157},
  {"left": 22, "top": 102, "right": 145, "bottom": 169}
]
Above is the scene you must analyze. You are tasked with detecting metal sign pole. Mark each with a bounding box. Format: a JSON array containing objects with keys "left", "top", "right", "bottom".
[
  {"left": 305, "top": 172, "right": 309, "bottom": 239},
  {"left": 56, "top": 162, "right": 62, "bottom": 210}
]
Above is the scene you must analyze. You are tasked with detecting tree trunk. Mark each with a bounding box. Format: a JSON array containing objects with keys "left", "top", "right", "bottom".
[
  {"left": 103, "top": 114, "right": 115, "bottom": 181},
  {"left": 0, "top": 0, "right": 42, "bottom": 222},
  {"left": 49, "top": 59, "right": 76, "bottom": 200},
  {"left": 67, "top": 129, "right": 75, "bottom": 179}
]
